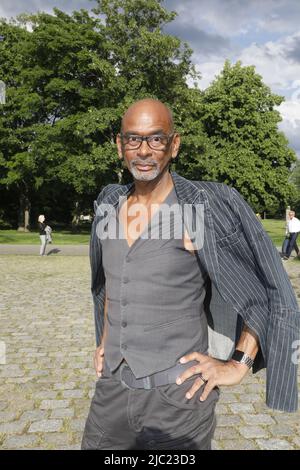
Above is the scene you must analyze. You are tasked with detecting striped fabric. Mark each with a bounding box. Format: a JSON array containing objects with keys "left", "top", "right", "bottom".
[{"left": 90, "top": 171, "right": 300, "bottom": 412}]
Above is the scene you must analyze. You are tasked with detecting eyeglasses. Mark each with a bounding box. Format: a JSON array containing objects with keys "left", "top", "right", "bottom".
[{"left": 120, "top": 133, "right": 174, "bottom": 150}]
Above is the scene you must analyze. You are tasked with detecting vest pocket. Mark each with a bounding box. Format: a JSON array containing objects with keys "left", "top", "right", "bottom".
[{"left": 143, "top": 313, "right": 199, "bottom": 332}]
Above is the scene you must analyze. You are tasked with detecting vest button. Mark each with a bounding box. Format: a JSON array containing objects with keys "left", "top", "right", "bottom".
[
  {"left": 121, "top": 299, "right": 127, "bottom": 306},
  {"left": 122, "top": 344, "right": 128, "bottom": 350},
  {"left": 123, "top": 277, "right": 129, "bottom": 284},
  {"left": 126, "top": 256, "right": 131, "bottom": 262},
  {"left": 121, "top": 321, "right": 127, "bottom": 328}
]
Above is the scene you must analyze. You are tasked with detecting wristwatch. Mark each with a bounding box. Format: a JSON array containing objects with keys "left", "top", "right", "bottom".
[{"left": 231, "top": 349, "right": 254, "bottom": 368}]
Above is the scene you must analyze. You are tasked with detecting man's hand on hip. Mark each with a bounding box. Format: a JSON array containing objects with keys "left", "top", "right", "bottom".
[
  {"left": 176, "top": 351, "right": 249, "bottom": 402},
  {"left": 94, "top": 345, "right": 105, "bottom": 378}
]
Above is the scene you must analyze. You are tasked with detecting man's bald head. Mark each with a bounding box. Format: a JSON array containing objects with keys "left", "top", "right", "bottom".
[{"left": 121, "top": 99, "right": 174, "bottom": 133}]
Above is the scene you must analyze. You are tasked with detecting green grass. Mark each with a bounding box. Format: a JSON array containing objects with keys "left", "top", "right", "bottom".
[
  {"left": 260, "top": 219, "right": 287, "bottom": 246},
  {"left": 0, "top": 219, "right": 287, "bottom": 245},
  {"left": 0, "top": 229, "right": 90, "bottom": 244}
]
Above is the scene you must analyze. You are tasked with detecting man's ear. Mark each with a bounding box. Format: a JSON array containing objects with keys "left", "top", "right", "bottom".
[
  {"left": 171, "top": 133, "right": 180, "bottom": 159},
  {"left": 116, "top": 133, "right": 123, "bottom": 160}
]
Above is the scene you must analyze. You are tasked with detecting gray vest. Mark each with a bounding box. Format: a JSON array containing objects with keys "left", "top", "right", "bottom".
[{"left": 101, "top": 187, "right": 209, "bottom": 378}]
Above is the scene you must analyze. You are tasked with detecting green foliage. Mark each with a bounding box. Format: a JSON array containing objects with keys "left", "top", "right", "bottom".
[
  {"left": 200, "top": 61, "right": 297, "bottom": 212},
  {"left": 0, "top": 1, "right": 298, "bottom": 226}
]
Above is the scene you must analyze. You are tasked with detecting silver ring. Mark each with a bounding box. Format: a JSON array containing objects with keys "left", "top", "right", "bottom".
[{"left": 199, "top": 373, "right": 208, "bottom": 384}]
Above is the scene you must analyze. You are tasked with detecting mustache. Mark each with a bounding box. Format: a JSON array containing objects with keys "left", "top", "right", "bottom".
[{"left": 131, "top": 159, "right": 157, "bottom": 167}]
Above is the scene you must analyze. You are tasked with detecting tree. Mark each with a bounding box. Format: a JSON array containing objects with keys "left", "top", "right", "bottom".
[
  {"left": 1, "top": 1, "right": 207, "bottom": 228},
  {"left": 201, "top": 61, "right": 297, "bottom": 213},
  {"left": 0, "top": 20, "right": 39, "bottom": 230}
]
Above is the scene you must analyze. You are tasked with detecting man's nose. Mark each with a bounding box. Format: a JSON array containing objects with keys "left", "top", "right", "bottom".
[{"left": 137, "top": 139, "right": 152, "bottom": 156}]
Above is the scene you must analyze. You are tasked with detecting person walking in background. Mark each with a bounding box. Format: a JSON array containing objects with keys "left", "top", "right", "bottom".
[
  {"left": 283, "top": 210, "right": 300, "bottom": 260},
  {"left": 38, "top": 214, "right": 47, "bottom": 256}
]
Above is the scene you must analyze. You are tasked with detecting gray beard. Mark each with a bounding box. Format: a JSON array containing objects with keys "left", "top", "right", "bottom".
[{"left": 129, "top": 160, "right": 160, "bottom": 181}]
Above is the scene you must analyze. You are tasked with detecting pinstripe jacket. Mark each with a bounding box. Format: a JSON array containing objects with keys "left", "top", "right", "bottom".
[{"left": 90, "top": 171, "right": 300, "bottom": 412}]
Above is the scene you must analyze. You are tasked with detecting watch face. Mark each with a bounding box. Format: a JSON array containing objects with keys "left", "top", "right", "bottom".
[{"left": 232, "top": 350, "right": 244, "bottom": 362}]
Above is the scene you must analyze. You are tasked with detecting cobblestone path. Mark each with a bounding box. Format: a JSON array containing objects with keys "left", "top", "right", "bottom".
[{"left": 0, "top": 255, "right": 299, "bottom": 450}]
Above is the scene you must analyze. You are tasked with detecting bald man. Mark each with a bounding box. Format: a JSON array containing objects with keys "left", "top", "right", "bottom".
[{"left": 81, "top": 99, "right": 299, "bottom": 450}]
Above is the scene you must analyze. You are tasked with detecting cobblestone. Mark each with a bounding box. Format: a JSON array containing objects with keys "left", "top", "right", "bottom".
[
  {"left": 50, "top": 408, "right": 74, "bottom": 419},
  {"left": 28, "top": 419, "right": 63, "bottom": 433},
  {"left": 61, "top": 390, "right": 85, "bottom": 399},
  {"left": 3, "top": 434, "right": 38, "bottom": 449},
  {"left": 0, "top": 254, "right": 299, "bottom": 450},
  {"left": 218, "top": 439, "right": 259, "bottom": 450},
  {"left": 229, "top": 403, "right": 256, "bottom": 414},
  {"left": 19, "top": 410, "right": 49, "bottom": 423},
  {"left": 239, "top": 426, "right": 270, "bottom": 439},
  {"left": 0, "top": 412, "right": 18, "bottom": 423},
  {"left": 256, "top": 439, "right": 295, "bottom": 450},
  {"left": 40, "top": 400, "right": 70, "bottom": 410},
  {"left": 0, "top": 421, "right": 27, "bottom": 434},
  {"left": 242, "top": 414, "right": 276, "bottom": 426},
  {"left": 39, "top": 432, "right": 73, "bottom": 448}
]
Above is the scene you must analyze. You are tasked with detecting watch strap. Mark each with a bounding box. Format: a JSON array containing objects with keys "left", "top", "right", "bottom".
[{"left": 231, "top": 349, "right": 254, "bottom": 368}]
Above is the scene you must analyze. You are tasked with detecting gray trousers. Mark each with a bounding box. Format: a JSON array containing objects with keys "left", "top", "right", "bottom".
[
  {"left": 81, "top": 362, "right": 219, "bottom": 450},
  {"left": 39, "top": 235, "right": 47, "bottom": 255}
]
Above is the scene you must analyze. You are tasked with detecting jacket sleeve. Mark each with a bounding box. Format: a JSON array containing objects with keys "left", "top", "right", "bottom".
[
  {"left": 231, "top": 187, "right": 300, "bottom": 411},
  {"left": 90, "top": 187, "right": 107, "bottom": 347}
]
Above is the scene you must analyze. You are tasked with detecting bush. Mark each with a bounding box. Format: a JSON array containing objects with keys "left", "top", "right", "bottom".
[{"left": 0, "top": 209, "right": 12, "bottom": 229}]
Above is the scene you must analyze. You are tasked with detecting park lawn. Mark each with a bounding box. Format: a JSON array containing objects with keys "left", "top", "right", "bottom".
[
  {"left": 0, "top": 229, "right": 90, "bottom": 244},
  {"left": 261, "top": 219, "right": 286, "bottom": 246},
  {"left": 0, "top": 219, "right": 286, "bottom": 245}
]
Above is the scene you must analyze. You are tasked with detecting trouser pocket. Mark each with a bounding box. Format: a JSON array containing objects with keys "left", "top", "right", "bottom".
[{"left": 81, "top": 413, "right": 105, "bottom": 450}]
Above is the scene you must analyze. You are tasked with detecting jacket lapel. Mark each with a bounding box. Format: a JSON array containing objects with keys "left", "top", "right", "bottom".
[{"left": 171, "top": 171, "right": 220, "bottom": 287}]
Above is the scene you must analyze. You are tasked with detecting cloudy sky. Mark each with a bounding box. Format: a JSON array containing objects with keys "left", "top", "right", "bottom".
[{"left": 1, "top": 0, "right": 300, "bottom": 156}]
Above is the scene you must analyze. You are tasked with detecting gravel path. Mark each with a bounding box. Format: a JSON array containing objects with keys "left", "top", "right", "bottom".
[{"left": 0, "top": 244, "right": 88, "bottom": 256}]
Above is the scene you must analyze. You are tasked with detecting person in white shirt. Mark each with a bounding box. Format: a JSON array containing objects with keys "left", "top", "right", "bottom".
[{"left": 283, "top": 210, "right": 300, "bottom": 259}]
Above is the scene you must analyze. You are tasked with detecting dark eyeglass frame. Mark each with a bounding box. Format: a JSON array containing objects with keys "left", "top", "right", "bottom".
[{"left": 120, "top": 132, "right": 175, "bottom": 150}]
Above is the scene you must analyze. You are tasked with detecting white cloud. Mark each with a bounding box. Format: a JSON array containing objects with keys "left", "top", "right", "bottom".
[
  {"left": 278, "top": 119, "right": 300, "bottom": 157},
  {"left": 237, "top": 33, "right": 300, "bottom": 93},
  {"left": 166, "top": 0, "right": 300, "bottom": 37},
  {"left": 278, "top": 99, "right": 300, "bottom": 157},
  {"left": 190, "top": 58, "right": 225, "bottom": 90},
  {"left": 0, "top": 0, "right": 91, "bottom": 19}
]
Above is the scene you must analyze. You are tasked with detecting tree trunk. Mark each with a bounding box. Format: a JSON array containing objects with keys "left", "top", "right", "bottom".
[{"left": 17, "top": 191, "right": 31, "bottom": 232}]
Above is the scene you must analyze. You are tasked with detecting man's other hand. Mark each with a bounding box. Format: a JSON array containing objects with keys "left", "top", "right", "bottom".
[{"left": 94, "top": 345, "right": 105, "bottom": 378}]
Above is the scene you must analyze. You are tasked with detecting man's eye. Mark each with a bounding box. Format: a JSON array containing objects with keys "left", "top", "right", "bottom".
[
  {"left": 129, "top": 136, "right": 139, "bottom": 142},
  {"left": 151, "top": 136, "right": 162, "bottom": 142}
]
